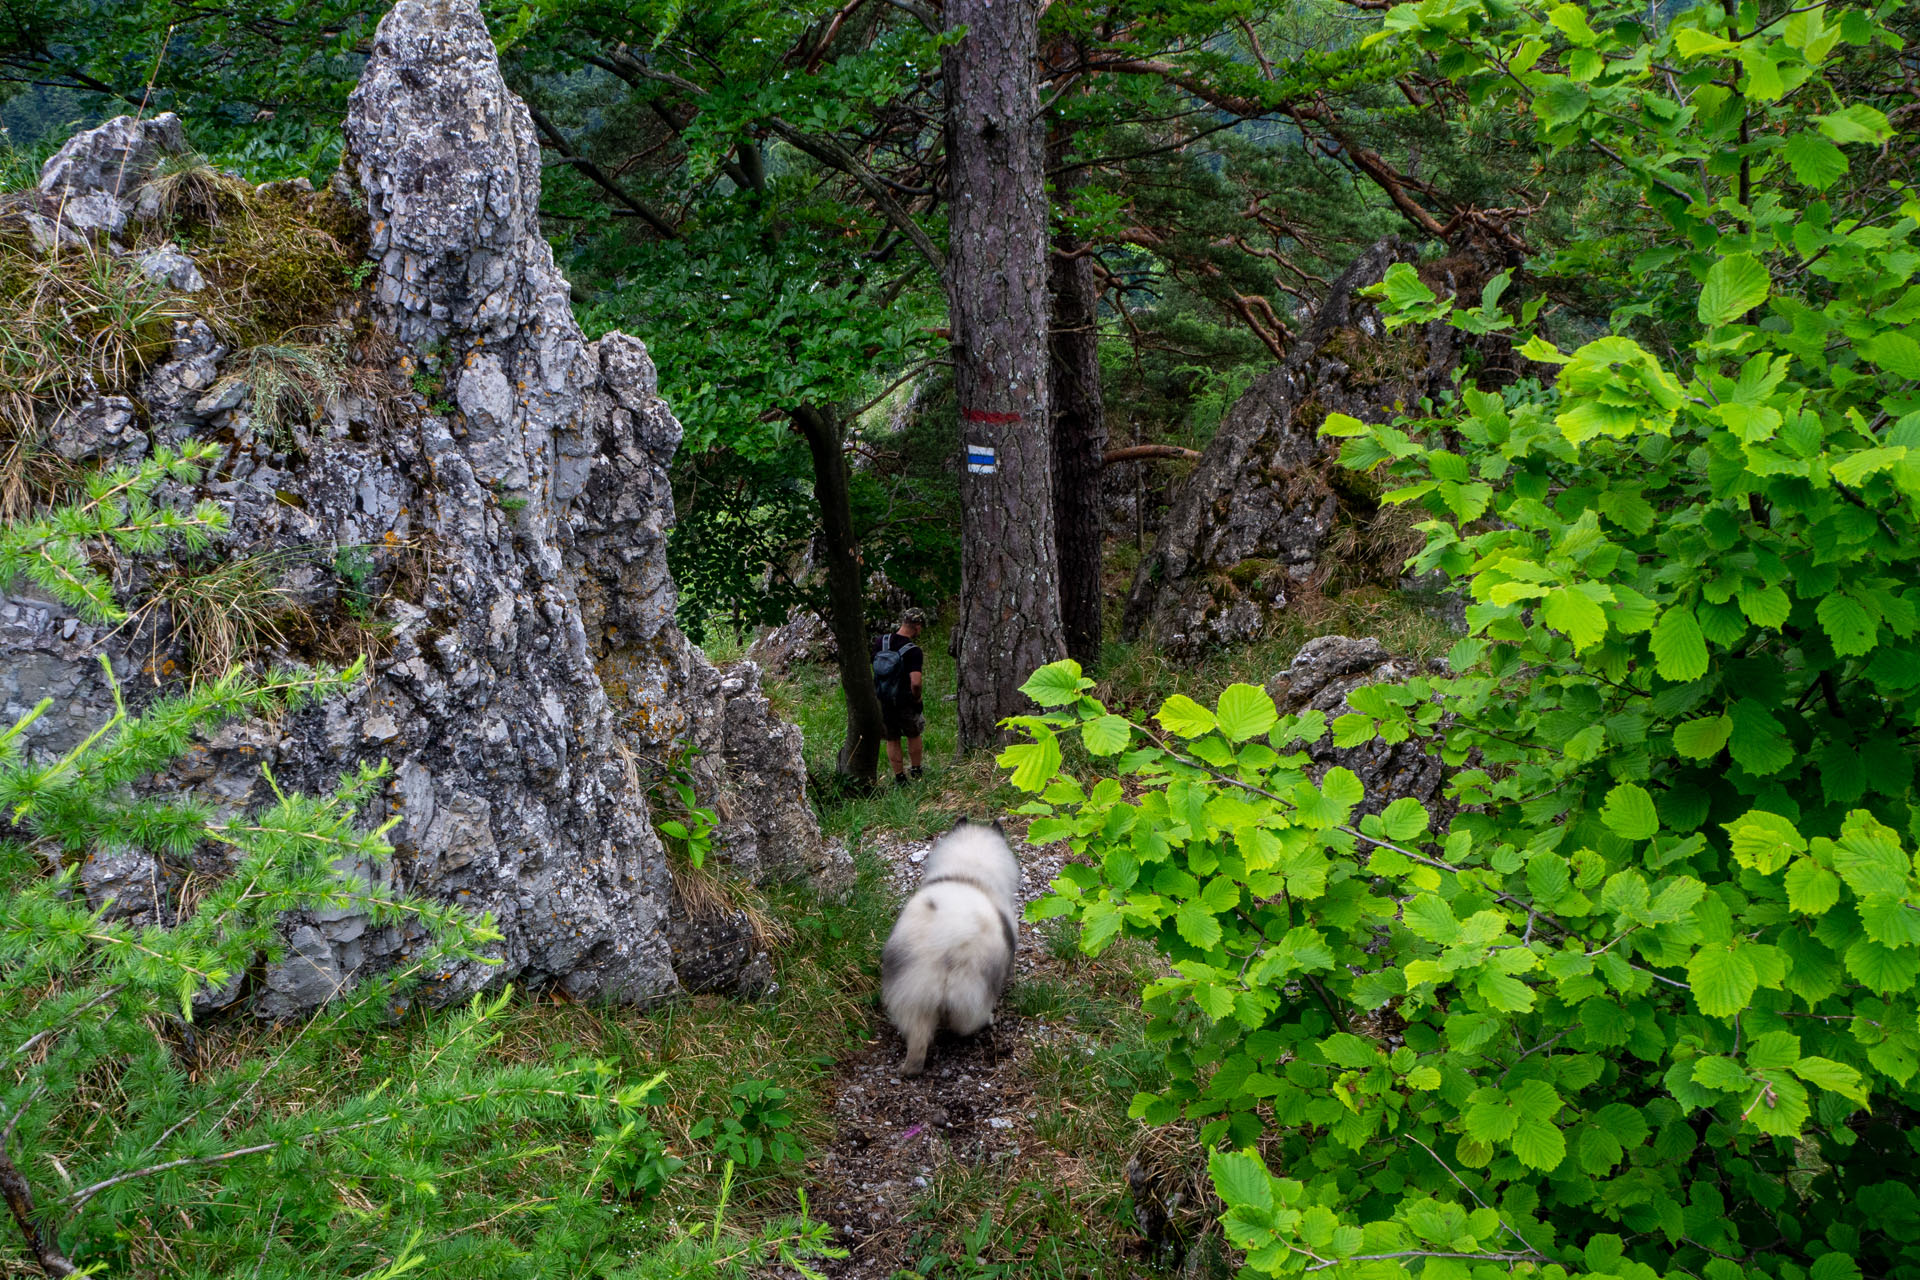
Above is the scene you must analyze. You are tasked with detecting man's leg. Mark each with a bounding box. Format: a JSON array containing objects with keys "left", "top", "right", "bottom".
[
  {"left": 884, "top": 738, "right": 905, "bottom": 776},
  {"left": 907, "top": 736, "right": 924, "bottom": 771}
]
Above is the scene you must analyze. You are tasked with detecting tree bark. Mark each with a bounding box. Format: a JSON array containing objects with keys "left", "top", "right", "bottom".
[
  {"left": 944, "top": 0, "right": 1064, "bottom": 748},
  {"left": 1, "top": 1134, "right": 77, "bottom": 1278},
  {"left": 1047, "top": 114, "right": 1108, "bottom": 668},
  {"left": 794, "top": 405, "right": 885, "bottom": 787}
]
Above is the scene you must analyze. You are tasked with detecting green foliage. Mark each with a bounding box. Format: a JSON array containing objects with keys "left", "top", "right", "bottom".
[
  {"left": 651, "top": 753, "right": 719, "bottom": 869},
  {"left": 592, "top": 1072, "right": 684, "bottom": 1204},
  {"left": 1005, "top": 0, "right": 1920, "bottom": 1274},
  {"left": 0, "top": 443, "right": 227, "bottom": 620},
  {"left": 690, "top": 1078, "right": 802, "bottom": 1172},
  {"left": 332, "top": 543, "right": 377, "bottom": 619}
]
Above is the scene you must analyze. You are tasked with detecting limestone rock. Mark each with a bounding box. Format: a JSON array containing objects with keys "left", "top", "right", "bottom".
[
  {"left": 1122, "top": 240, "right": 1460, "bottom": 662},
  {"left": 37, "top": 113, "right": 190, "bottom": 240},
  {"left": 136, "top": 242, "right": 207, "bottom": 292},
  {"left": 565, "top": 332, "right": 851, "bottom": 896},
  {"left": 0, "top": 0, "right": 837, "bottom": 1015},
  {"left": 47, "top": 395, "right": 139, "bottom": 462},
  {"left": 80, "top": 848, "right": 173, "bottom": 925},
  {"left": 39, "top": 113, "right": 190, "bottom": 202},
  {"left": 746, "top": 610, "right": 838, "bottom": 675},
  {"left": 1266, "top": 635, "right": 1453, "bottom": 820}
]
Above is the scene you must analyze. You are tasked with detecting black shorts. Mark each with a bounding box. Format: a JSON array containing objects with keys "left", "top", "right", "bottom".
[{"left": 882, "top": 704, "right": 925, "bottom": 741}]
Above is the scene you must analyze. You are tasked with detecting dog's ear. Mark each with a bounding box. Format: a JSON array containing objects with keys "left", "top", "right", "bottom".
[
  {"left": 991, "top": 818, "right": 1006, "bottom": 837},
  {"left": 949, "top": 815, "right": 969, "bottom": 832}
]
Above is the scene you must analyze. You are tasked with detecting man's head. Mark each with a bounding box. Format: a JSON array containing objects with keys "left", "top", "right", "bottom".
[{"left": 898, "top": 607, "right": 928, "bottom": 637}]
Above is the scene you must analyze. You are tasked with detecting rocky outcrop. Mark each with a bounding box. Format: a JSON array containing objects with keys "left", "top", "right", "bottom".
[
  {"left": 1122, "top": 240, "right": 1462, "bottom": 662},
  {"left": 746, "top": 611, "right": 838, "bottom": 675},
  {"left": 1267, "top": 635, "right": 1453, "bottom": 820},
  {"left": 0, "top": 0, "right": 843, "bottom": 1013},
  {"left": 37, "top": 112, "right": 190, "bottom": 239}
]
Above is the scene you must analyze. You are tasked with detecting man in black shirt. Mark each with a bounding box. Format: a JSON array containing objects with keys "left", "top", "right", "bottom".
[{"left": 871, "top": 607, "right": 927, "bottom": 786}]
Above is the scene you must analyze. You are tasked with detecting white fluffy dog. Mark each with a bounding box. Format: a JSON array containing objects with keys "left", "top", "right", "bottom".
[{"left": 881, "top": 820, "right": 1020, "bottom": 1077}]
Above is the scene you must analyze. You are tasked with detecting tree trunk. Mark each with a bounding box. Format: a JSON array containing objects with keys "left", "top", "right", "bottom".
[
  {"left": 795, "top": 404, "right": 885, "bottom": 787},
  {"left": 944, "top": 0, "right": 1064, "bottom": 748},
  {"left": 1047, "top": 116, "right": 1108, "bottom": 668}
]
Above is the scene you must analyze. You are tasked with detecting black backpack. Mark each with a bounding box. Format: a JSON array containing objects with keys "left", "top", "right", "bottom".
[{"left": 872, "top": 639, "right": 917, "bottom": 707}]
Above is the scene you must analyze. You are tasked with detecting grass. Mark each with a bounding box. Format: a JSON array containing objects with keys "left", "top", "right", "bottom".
[{"left": 764, "top": 616, "right": 1027, "bottom": 845}]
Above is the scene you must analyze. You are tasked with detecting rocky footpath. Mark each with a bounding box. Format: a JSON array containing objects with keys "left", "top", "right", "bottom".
[{"left": 1, "top": 0, "right": 845, "bottom": 1014}]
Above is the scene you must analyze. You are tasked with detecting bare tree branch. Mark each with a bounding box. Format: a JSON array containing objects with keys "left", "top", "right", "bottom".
[{"left": 525, "top": 104, "right": 679, "bottom": 238}]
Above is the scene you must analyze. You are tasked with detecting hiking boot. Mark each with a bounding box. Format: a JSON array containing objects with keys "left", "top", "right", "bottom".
[
  {"left": 893, "top": 773, "right": 909, "bottom": 788},
  {"left": 909, "top": 766, "right": 924, "bottom": 780}
]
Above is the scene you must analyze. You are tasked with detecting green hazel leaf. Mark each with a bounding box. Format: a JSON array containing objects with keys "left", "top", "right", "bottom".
[
  {"left": 1693, "top": 1057, "right": 1751, "bottom": 1091},
  {"left": 1724, "top": 810, "right": 1807, "bottom": 874},
  {"left": 1817, "top": 592, "right": 1880, "bottom": 657},
  {"left": 1157, "top": 695, "right": 1218, "bottom": 739},
  {"left": 1831, "top": 445, "right": 1910, "bottom": 486},
  {"left": 1746, "top": 1073, "right": 1812, "bottom": 1138},
  {"left": 1673, "top": 715, "right": 1732, "bottom": 760},
  {"left": 1463, "top": 1094, "right": 1518, "bottom": 1142},
  {"left": 1728, "top": 699, "right": 1795, "bottom": 776},
  {"left": 1402, "top": 894, "right": 1461, "bottom": 944},
  {"left": 1699, "top": 253, "right": 1771, "bottom": 326},
  {"left": 1863, "top": 331, "right": 1920, "bottom": 379},
  {"left": 1746, "top": 1030, "right": 1800, "bottom": 1070},
  {"left": 1651, "top": 607, "right": 1710, "bottom": 681},
  {"left": 1380, "top": 797, "right": 1430, "bottom": 843},
  {"left": 1601, "top": 783, "right": 1660, "bottom": 842},
  {"left": 1737, "top": 584, "right": 1792, "bottom": 629},
  {"left": 1209, "top": 1149, "right": 1274, "bottom": 1213},
  {"left": 1813, "top": 103, "right": 1894, "bottom": 145},
  {"left": 1331, "top": 713, "right": 1376, "bottom": 748},
  {"left": 1845, "top": 935, "right": 1920, "bottom": 993},
  {"left": 1175, "top": 899, "right": 1224, "bottom": 950},
  {"left": 1080, "top": 714, "right": 1131, "bottom": 756},
  {"left": 1784, "top": 131, "right": 1850, "bottom": 189},
  {"left": 1381, "top": 261, "right": 1437, "bottom": 309},
  {"left": 1544, "top": 585, "right": 1609, "bottom": 650},
  {"left": 1512, "top": 1113, "right": 1567, "bottom": 1171},
  {"left": 1688, "top": 944, "right": 1760, "bottom": 1018},
  {"left": 1479, "top": 971, "right": 1536, "bottom": 1012},
  {"left": 1832, "top": 812, "right": 1910, "bottom": 897},
  {"left": 1019, "top": 660, "right": 1088, "bottom": 707},
  {"left": 1791, "top": 1056, "right": 1869, "bottom": 1104},
  {"left": 1216, "top": 684, "right": 1279, "bottom": 743},
  {"left": 1322, "top": 768, "right": 1365, "bottom": 810},
  {"left": 1784, "top": 858, "right": 1842, "bottom": 914},
  {"left": 998, "top": 728, "right": 1063, "bottom": 793}
]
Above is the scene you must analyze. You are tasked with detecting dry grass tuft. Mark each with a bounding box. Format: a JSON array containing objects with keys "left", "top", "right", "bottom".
[
  {"left": 0, "top": 231, "right": 192, "bottom": 441},
  {"left": 139, "top": 550, "right": 296, "bottom": 678},
  {"left": 212, "top": 339, "right": 346, "bottom": 448},
  {"left": 143, "top": 154, "right": 250, "bottom": 229}
]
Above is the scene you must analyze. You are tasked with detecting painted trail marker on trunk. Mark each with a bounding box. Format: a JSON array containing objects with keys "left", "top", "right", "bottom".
[{"left": 966, "top": 444, "right": 998, "bottom": 474}]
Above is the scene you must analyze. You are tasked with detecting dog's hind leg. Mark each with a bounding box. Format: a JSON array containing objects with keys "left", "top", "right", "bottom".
[{"left": 898, "top": 1007, "right": 935, "bottom": 1077}]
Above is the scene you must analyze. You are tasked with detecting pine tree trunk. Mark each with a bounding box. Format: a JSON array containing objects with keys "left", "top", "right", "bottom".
[
  {"left": 1048, "top": 118, "right": 1108, "bottom": 668},
  {"left": 944, "top": 0, "right": 1064, "bottom": 748},
  {"left": 795, "top": 404, "right": 885, "bottom": 787}
]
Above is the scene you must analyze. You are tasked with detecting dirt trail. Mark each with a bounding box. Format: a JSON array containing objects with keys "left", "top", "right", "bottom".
[{"left": 807, "top": 829, "right": 1076, "bottom": 1279}]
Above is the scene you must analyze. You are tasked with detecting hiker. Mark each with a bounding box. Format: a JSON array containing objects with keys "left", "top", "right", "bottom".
[{"left": 871, "top": 608, "right": 927, "bottom": 786}]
